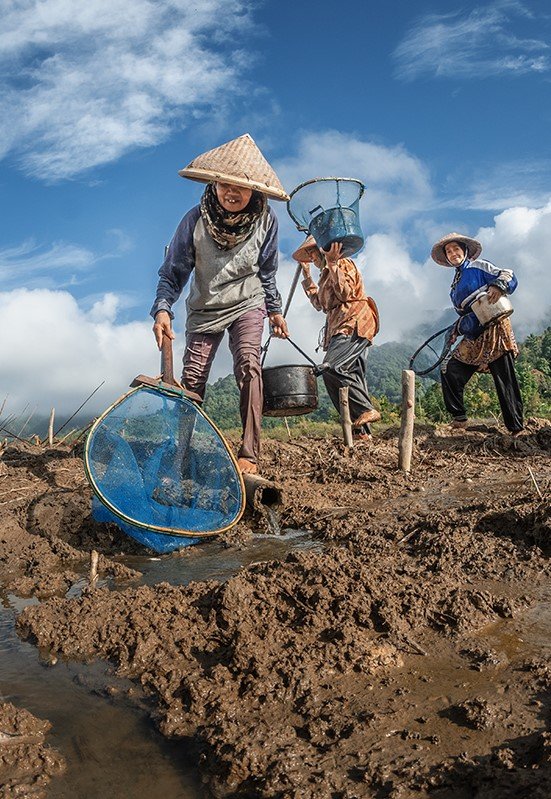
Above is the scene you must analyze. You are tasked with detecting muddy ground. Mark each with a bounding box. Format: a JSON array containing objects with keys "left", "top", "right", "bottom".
[{"left": 0, "top": 419, "right": 550, "bottom": 798}]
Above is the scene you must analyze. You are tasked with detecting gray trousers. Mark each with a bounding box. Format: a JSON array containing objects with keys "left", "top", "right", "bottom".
[
  {"left": 322, "top": 332, "right": 375, "bottom": 434},
  {"left": 182, "top": 307, "right": 266, "bottom": 463}
]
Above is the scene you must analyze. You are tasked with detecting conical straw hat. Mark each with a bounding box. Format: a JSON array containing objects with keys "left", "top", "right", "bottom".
[
  {"left": 431, "top": 231, "right": 482, "bottom": 266},
  {"left": 292, "top": 235, "right": 318, "bottom": 262},
  {"left": 179, "top": 133, "right": 289, "bottom": 201}
]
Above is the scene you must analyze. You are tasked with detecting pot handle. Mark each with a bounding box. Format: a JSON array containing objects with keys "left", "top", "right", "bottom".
[
  {"left": 261, "top": 264, "right": 303, "bottom": 366},
  {"left": 284, "top": 336, "right": 318, "bottom": 368}
]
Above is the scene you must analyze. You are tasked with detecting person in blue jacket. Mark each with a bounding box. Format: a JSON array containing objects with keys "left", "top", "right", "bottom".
[{"left": 431, "top": 232, "right": 523, "bottom": 434}]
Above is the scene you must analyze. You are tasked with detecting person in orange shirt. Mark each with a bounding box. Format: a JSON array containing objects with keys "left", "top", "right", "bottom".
[{"left": 293, "top": 236, "right": 380, "bottom": 439}]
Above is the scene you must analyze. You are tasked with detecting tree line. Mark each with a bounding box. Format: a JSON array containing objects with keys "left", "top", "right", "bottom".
[{"left": 203, "top": 327, "right": 551, "bottom": 429}]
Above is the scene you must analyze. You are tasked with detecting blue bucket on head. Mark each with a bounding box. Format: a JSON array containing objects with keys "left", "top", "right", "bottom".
[{"left": 287, "top": 177, "right": 365, "bottom": 258}]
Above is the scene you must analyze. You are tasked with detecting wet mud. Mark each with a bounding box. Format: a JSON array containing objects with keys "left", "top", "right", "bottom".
[
  {"left": 0, "top": 701, "right": 65, "bottom": 798},
  {"left": 1, "top": 419, "right": 550, "bottom": 797}
]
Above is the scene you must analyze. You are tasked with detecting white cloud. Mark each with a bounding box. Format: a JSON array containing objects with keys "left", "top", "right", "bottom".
[
  {"left": 394, "top": 2, "right": 549, "bottom": 81},
  {"left": 0, "top": 288, "right": 160, "bottom": 416},
  {"left": 0, "top": 233, "right": 131, "bottom": 288},
  {"left": 474, "top": 201, "right": 551, "bottom": 337},
  {"left": 275, "top": 130, "right": 433, "bottom": 235},
  {"left": 0, "top": 0, "right": 254, "bottom": 180}
]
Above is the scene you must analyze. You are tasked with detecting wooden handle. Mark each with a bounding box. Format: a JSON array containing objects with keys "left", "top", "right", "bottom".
[{"left": 161, "top": 334, "right": 175, "bottom": 386}]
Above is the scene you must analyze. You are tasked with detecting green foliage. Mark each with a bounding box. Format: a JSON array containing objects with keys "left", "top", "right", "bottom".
[
  {"left": 202, "top": 328, "right": 551, "bottom": 431},
  {"left": 415, "top": 326, "right": 551, "bottom": 422},
  {"left": 368, "top": 342, "right": 428, "bottom": 403},
  {"left": 203, "top": 375, "right": 241, "bottom": 429},
  {"left": 516, "top": 326, "right": 551, "bottom": 416},
  {"left": 415, "top": 382, "right": 448, "bottom": 422}
]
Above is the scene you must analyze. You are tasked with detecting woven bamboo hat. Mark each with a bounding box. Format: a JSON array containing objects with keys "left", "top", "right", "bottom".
[
  {"left": 292, "top": 235, "right": 318, "bottom": 262},
  {"left": 179, "top": 133, "right": 289, "bottom": 201},
  {"left": 431, "top": 231, "right": 482, "bottom": 266}
]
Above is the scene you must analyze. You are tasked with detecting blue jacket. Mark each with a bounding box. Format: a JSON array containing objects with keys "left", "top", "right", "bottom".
[{"left": 451, "top": 258, "right": 517, "bottom": 339}]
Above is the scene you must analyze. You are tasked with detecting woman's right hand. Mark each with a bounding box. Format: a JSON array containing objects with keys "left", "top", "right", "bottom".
[
  {"left": 325, "top": 242, "right": 343, "bottom": 265},
  {"left": 152, "top": 310, "right": 175, "bottom": 350},
  {"left": 300, "top": 262, "right": 311, "bottom": 278}
]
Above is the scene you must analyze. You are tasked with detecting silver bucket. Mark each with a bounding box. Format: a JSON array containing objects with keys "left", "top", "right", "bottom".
[{"left": 471, "top": 291, "right": 513, "bottom": 327}]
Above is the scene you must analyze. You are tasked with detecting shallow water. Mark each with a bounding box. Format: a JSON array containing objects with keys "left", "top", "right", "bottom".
[
  {"left": 0, "top": 528, "right": 320, "bottom": 798},
  {"left": 125, "top": 527, "right": 321, "bottom": 587},
  {"left": 0, "top": 594, "right": 201, "bottom": 798}
]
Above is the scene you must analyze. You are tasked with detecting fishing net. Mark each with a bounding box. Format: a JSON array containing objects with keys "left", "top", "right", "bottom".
[
  {"left": 85, "top": 386, "right": 245, "bottom": 552},
  {"left": 287, "top": 177, "right": 365, "bottom": 257},
  {"left": 409, "top": 325, "right": 458, "bottom": 377}
]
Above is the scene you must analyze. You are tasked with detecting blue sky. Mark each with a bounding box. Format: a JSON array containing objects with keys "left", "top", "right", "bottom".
[{"left": 1, "top": 0, "right": 550, "bottom": 416}]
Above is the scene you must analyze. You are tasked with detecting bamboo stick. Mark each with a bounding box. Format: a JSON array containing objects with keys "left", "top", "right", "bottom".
[
  {"left": 54, "top": 380, "right": 105, "bottom": 438},
  {"left": 48, "top": 408, "right": 55, "bottom": 446},
  {"left": 89, "top": 550, "right": 99, "bottom": 588},
  {"left": 527, "top": 465, "right": 543, "bottom": 500},
  {"left": 17, "top": 407, "right": 36, "bottom": 438},
  {"left": 398, "top": 370, "right": 415, "bottom": 472}
]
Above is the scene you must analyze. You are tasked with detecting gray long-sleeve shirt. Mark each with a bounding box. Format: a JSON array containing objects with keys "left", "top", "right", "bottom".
[{"left": 150, "top": 204, "right": 282, "bottom": 334}]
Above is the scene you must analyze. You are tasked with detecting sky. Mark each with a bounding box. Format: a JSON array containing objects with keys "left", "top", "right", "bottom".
[{"left": 1, "top": 0, "right": 551, "bottom": 419}]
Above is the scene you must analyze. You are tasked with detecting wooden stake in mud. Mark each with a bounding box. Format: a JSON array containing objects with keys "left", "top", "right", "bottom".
[
  {"left": 89, "top": 550, "right": 99, "bottom": 588},
  {"left": 339, "top": 387, "right": 354, "bottom": 449},
  {"left": 398, "top": 369, "right": 415, "bottom": 472},
  {"left": 48, "top": 408, "right": 55, "bottom": 446}
]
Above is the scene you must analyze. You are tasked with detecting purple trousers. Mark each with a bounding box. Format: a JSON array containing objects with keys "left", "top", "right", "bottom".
[{"left": 182, "top": 307, "right": 266, "bottom": 463}]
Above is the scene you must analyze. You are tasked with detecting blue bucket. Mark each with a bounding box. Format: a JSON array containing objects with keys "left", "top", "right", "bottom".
[{"left": 287, "top": 178, "right": 365, "bottom": 258}]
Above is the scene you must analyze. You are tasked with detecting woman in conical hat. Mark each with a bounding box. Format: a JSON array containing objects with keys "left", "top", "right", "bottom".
[
  {"left": 293, "top": 235, "right": 380, "bottom": 441},
  {"left": 430, "top": 232, "right": 523, "bottom": 434},
  {"left": 151, "top": 134, "right": 289, "bottom": 474}
]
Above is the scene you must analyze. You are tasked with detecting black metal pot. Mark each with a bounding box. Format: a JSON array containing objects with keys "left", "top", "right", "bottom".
[{"left": 262, "top": 365, "right": 318, "bottom": 417}]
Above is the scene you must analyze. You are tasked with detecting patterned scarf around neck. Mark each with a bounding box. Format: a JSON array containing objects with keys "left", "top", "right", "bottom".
[{"left": 200, "top": 183, "right": 266, "bottom": 250}]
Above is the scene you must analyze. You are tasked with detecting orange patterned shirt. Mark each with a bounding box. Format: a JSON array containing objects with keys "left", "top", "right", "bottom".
[{"left": 302, "top": 257, "right": 379, "bottom": 350}]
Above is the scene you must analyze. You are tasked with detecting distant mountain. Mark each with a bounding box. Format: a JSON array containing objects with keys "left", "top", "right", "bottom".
[{"left": 2, "top": 326, "right": 548, "bottom": 441}]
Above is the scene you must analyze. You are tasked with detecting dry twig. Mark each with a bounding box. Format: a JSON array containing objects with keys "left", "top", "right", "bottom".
[{"left": 527, "top": 465, "right": 544, "bottom": 500}]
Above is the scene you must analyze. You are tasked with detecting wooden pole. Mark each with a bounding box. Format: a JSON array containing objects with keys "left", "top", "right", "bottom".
[
  {"left": 339, "top": 387, "right": 354, "bottom": 449},
  {"left": 398, "top": 369, "right": 415, "bottom": 472},
  {"left": 48, "top": 408, "right": 55, "bottom": 446}
]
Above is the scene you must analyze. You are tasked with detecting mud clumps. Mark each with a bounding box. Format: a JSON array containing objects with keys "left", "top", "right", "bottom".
[
  {"left": 0, "top": 701, "right": 65, "bottom": 798},
  {"left": 2, "top": 421, "right": 551, "bottom": 797}
]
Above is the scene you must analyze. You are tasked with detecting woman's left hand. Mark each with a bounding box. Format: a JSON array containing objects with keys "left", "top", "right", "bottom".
[
  {"left": 487, "top": 285, "right": 505, "bottom": 304},
  {"left": 269, "top": 312, "right": 289, "bottom": 338}
]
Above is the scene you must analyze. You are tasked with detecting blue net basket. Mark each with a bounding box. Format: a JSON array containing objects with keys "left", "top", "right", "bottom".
[
  {"left": 287, "top": 178, "right": 365, "bottom": 257},
  {"left": 84, "top": 387, "right": 245, "bottom": 552}
]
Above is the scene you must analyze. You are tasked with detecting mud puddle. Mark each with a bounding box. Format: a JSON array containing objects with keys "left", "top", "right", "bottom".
[
  {"left": 1, "top": 527, "right": 320, "bottom": 798},
  {"left": 122, "top": 527, "right": 321, "bottom": 588},
  {"left": 1, "top": 594, "right": 202, "bottom": 799},
  {"left": 2, "top": 422, "right": 550, "bottom": 798}
]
